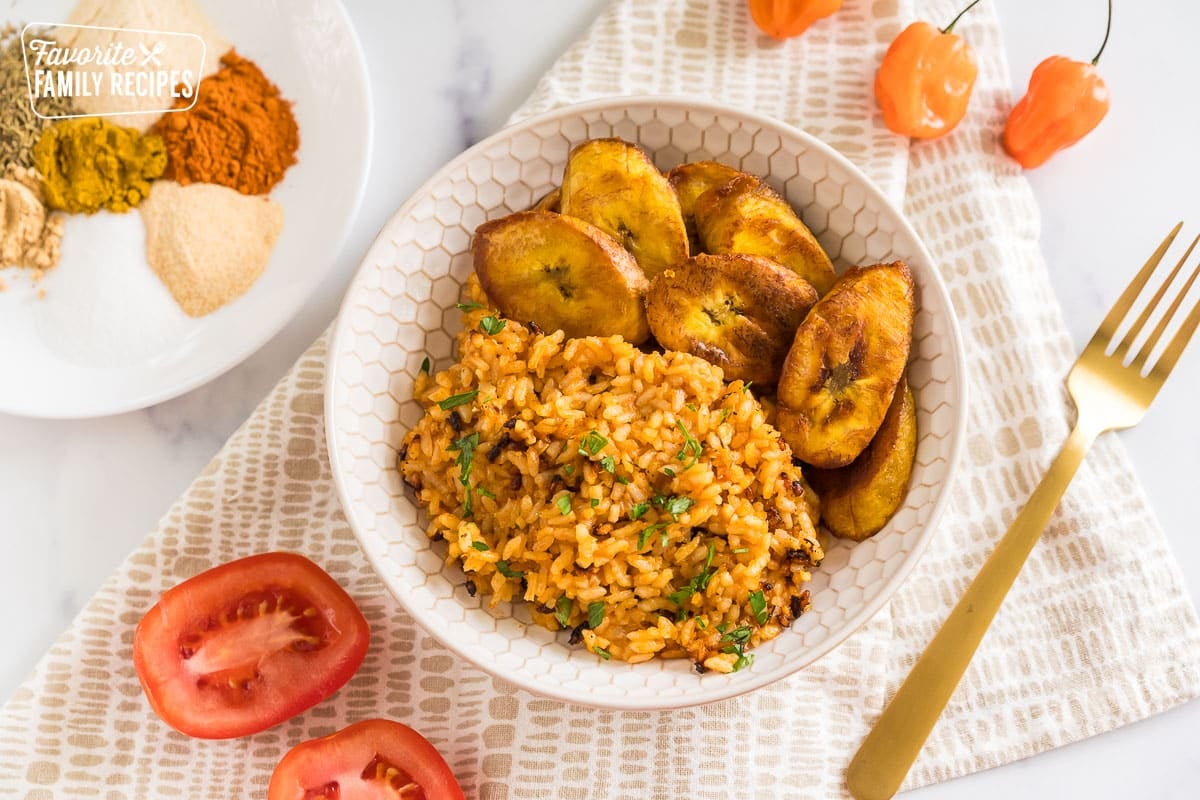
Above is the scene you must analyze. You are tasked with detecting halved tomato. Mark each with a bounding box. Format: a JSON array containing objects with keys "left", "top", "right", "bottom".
[
  {"left": 268, "top": 718, "right": 466, "bottom": 800},
  {"left": 133, "top": 552, "right": 370, "bottom": 739}
]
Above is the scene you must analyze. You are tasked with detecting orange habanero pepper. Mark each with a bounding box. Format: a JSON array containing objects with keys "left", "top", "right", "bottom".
[
  {"left": 1003, "top": 0, "right": 1112, "bottom": 168},
  {"left": 748, "top": 0, "right": 843, "bottom": 40},
  {"left": 874, "top": 0, "right": 983, "bottom": 139}
]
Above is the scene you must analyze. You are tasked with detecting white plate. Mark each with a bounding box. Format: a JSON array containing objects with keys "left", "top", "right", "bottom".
[
  {"left": 326, "top": 97, "right": 968, "bottom": 710},
  {"left": 0, "top": 0, "right": 371, "bottom": 418}
]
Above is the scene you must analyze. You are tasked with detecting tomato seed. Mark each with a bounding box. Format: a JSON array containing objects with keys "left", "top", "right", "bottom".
[
  {"left": 362, "top": 754, "right": 424, "bottom": 798},
  {"left": 301, "top": 781, "right": 339, "bottom": 800}
]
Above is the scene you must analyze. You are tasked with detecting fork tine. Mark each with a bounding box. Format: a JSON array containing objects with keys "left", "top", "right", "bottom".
[
  {"left": 1140, "top": 257, "right": 1200, "bottom": 379},
  {"left": 1092, "top": 222, "right": 1183, "bottom": 350},
  {"left": 1116, "top": 233, "right": 1200, "bottom": 362}
]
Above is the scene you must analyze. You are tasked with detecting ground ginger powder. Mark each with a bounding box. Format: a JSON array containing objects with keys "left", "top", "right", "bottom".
[
  {"left": 154, "top": 50, "right": 299, "bottom": 195},
  {"left": 0, "top": 166, "right": 63, "bottom": 271},
  {"left": 33, "top": 118, "right": 167, "bottom": 214}
]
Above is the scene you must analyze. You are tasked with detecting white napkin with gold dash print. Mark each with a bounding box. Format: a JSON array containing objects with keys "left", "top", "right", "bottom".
[{"left": 2, "top": 1, "right": 1199, "bottom": 798}]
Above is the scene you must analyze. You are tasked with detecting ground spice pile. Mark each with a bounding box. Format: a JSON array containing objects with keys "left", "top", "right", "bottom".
[
  {"left": 0, "top": 25, "right": 77, "bottom": 169},
  {"left": 140, "top": 181, "right": 283, "bottom": 317},
  {"left": 63, "top": 0, "right": 230, "bottom": 132},
  {"left": 0, "top": 166, "right": 64, "bottom": 271},
  {"left": 33, "top": 118, "right": 167, "bottom": 214},
  {"left": 0, "top": 25, "right": 74, "bottom": 275},
  {"left": 154, "top": 50, "right": 299, "bottom": 195}
]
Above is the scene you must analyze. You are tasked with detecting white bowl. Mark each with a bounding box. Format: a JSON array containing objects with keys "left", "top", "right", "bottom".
[
  {"left": 0, "top": 0, "right": 371, "bottom": 418},
  {"left": 326, "top": 96, "right": 966, "bottom": 710}
]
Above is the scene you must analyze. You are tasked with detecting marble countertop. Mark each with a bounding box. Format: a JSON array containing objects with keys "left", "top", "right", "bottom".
[{"left": 2, "top": 0, "right": 1197, "bottom": 796}]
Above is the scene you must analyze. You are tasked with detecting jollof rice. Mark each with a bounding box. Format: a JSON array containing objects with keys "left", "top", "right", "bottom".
[{"left": 398, "top": 293, "right": 824, "bottom": 673}]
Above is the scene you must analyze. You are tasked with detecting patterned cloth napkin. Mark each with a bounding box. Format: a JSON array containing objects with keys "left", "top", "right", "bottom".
[{"left": 3, "top": 1, "right": 1199, "bottom": 798}]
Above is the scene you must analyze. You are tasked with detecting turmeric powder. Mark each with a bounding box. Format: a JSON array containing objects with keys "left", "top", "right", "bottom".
[
  {"left": 33, "top": 118, "right": 166, "bottom": 214},
  {"left": 154, "top": 50, "right": 299, "bottom": 195}
]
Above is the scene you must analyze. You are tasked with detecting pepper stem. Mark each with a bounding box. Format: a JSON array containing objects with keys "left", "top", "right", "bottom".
[
  {"left": 1091, "top": 0, "right": 1113, "bottom": 65},
  {"left": 941, "top": 0, "right": 985, "bottom": 34}
]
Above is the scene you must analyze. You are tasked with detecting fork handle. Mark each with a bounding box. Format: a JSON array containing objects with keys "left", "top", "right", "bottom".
[{"left": 845, "top": 421, "right": 1099, "bottom": 800}]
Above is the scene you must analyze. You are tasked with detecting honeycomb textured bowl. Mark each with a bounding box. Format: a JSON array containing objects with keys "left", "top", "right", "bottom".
[{"left": 326, "top": 97, "right": 966, "bottom": 710}]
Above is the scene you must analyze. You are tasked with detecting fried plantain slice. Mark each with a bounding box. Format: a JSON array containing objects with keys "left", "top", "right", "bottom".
[
  {"left": 807, "top": 376, "right": 917, "bottom": 540},
  {"left": 693, "top": 174, "right": 837, "bottom": 295},
  {"left": 473, "top": 210, "right": 650, "bottom": 343},
  {"left": 560, "top": 138, "right": 689, "bottom": 278},
  {"left": 531, "top": 187, "right": 561, "bottom": 212},
  {"left": 667, "top": 161, "right": 743, "bottom": 253},
  {"left": 646, "top": 253, "right": 818, "bottom": 384},
  {"left": 776, "top": 261, "right": 914, "bottom": 468}
]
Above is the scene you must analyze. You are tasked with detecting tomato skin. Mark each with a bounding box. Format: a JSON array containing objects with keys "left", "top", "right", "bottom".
[
  {"left": 133, "top": 552, "right": 370, "bottom": 739},
  {"left": 268, "top": 718, "right": 466, "bottom": 800}
]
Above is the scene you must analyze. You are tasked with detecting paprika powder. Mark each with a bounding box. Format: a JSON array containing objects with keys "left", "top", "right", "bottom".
[{"left": 154, "top": 50, "right": 299, "bottom": 195}]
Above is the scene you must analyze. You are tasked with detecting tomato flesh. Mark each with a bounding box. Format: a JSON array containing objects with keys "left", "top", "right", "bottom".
[
  {"left": 269, "top": 719, "right": 465, "bottom": 800},
  {"left": 301, "top": 756, "right": 421, "bottom": 800},
  {"left": 183, "top": 589, "right": 325, "bottom": 686},
  {"left": 134, "top": 553, "right": 370, "bottom": 739}
]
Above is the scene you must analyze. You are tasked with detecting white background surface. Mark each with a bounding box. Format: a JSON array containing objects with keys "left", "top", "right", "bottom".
[{"left": 2, "top": 1, "right": 1197, "bottom": 797}]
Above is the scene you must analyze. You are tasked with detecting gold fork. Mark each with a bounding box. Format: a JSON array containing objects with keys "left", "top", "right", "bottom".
[{"left": 845, "top": 223, "right": 1200, "bottom": 800}]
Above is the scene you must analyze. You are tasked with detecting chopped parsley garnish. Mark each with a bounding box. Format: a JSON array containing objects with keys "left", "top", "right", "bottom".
[
  {"left": 629, "top": 502, "right": 649, "bottom": 521},
  {"left": 587, "top": 602, "right": 605, "bottom": 629},
  {"left": 554, "top": 597, "right": 573, "bottom": 627},
  {"left": 662, "top": 467, "right": 676, "bottom": 478},
  {"left": 696, "top": 618, "right": 708, "bottom": 630},
  {"left": 720, "top": 625, "right": 753, "bottom": 645},
  {"left": 616, "top": 475, "right": 631, "bottom": 485},
  {"left": 456, "top": 301, "right": 484, "bottom": 311},
  {"left": 471, "top": 541, "right": 489, "bottom": 551},
  {"left": 657, "top": 494, "right": 695, "bottom": 521},
  {"left": 578, "top": 430, "right": 608, "bottom": 457},
  {"left": 674, "top": 420, "right": 703, "bottom": 470},
  {"left": 599, "top": 455, "right": 616, "bottom": 473},
  {"left": 686, "top": 403, "right": 698, "bottom": 412},
  {"left": 717, "top": 622, "right": 730, "bottom": 634},
  {"left": 749, "top": 590, "right": 768, "bottom": 625},
  {"left": 555, "top": 494, "right": 572, "bottom": 515},
  {"left": 590, "top": 498, "right": 600, "bottom": 507},
  {"left": 449, "top": 432, "right": 481, "bottom": 516},
  {"left": 637, "top": 522, "right": 669, "bottom": 550},
  {"left": 667, "top": 543, "right": 717, "bottom": 606},
  {"left": 595, "top": 647, "right": 612, "bottom": 661},
  {"left": 479, "top": 315, "right": 507, "bottom": 335},
  {"left": 496, "top": 560, "right": 523, "bottom": 579},
  {"left": 666, "top": 585, "right": 694, "bottom": 606},
  {"left": 419, "top": 356, "right": 431, "bottom": 374},
  {"left": 439, "top": 390, "right": 478, "bottom": 410},
  {"left": 563, "top": 464, "right": 575, "bottom": 476},
  {"left": 719, "top": 625, "right": 755, "bottom": 671}
]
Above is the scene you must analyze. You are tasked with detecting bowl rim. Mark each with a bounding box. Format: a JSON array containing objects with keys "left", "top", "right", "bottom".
[{"left": 325, "top": 94, "right": 969, "bottom": 711}]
